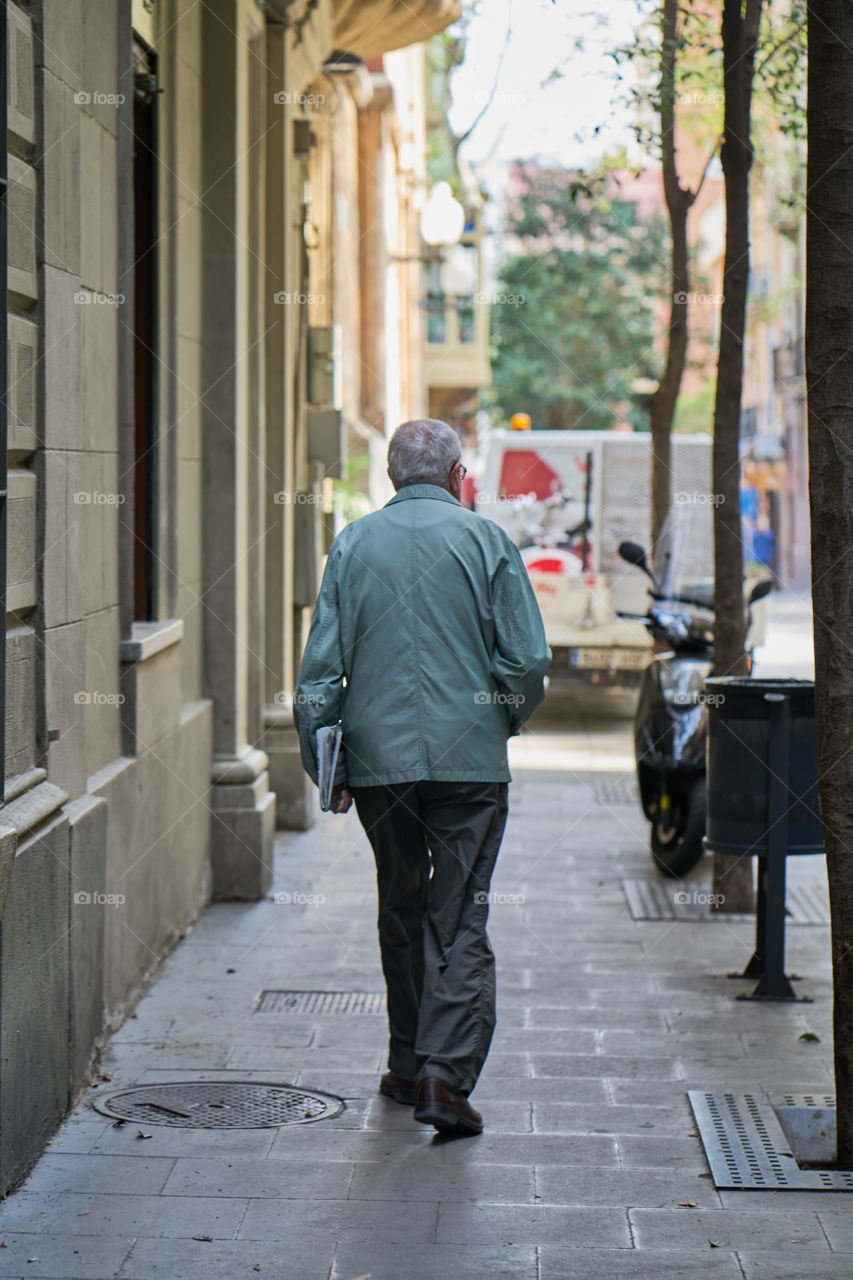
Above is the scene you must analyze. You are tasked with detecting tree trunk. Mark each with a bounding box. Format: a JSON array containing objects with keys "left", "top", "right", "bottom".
[
  {"left": 710, "top": 0, "right": 763, "bottom": 913},
  {"left": 649, "top": 0, "right": 691, "bottom": 553},
  {"left": 806, "top": 0, "right": 853, "bottom": 1170}
]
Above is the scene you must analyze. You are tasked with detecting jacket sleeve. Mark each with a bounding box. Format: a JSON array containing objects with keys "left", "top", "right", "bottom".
[
  {"left": 293, "top": 546, "right": 346, "bottom": 785},
  {"left": 490, "top": 538, "right": 551, "bottom": 734}
]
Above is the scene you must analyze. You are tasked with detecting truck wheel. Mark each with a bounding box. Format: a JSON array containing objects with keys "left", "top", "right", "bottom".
[{"left": 650, "top": 778, "right": 706, "bottom": 877}]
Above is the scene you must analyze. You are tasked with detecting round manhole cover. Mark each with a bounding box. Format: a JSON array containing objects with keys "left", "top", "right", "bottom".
[{"left": 92, "top": 1081, "right": 344, "bottom": 1128}]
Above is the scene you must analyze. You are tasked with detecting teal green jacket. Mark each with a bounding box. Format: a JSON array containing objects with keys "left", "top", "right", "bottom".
[{"left": 294, "top": 484, "right": 551, "bottom": 788}]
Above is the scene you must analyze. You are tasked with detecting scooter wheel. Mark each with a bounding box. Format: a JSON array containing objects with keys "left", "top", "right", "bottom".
[{"left": 650, "top": 777, "right": 706, "bottom": 877}]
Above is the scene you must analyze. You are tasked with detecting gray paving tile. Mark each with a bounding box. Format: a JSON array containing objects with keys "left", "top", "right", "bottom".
[
  {"left": 629, "top": 1206, "right": 828, "bottom": 1251},
  {"left": 308, "top": 1019, "right": 387, "bottom": 1048},
  {"left": 817, "top": 1210, "right": 853, "bottom": 1251},
  {"left": 436, "top": 1201, "right": 630, "bottom": 1246},
  {"left": 0, "top": 1192, "right": 61, "bottom": 1233},
  {"left": 110, "top": 1015, "right": 176, "bottom": 1042},
  {"left": 226, "top": 1045, "right": 385, "bottom": 1072},
  {"left": 719, "top": 1188, "right": 853, "bottom": 1212},
  {"left": 0, "top": 1233, "right": 135, "bottom": 1279},
  {"left": 100, "top": 1042, "right": 237, "bottom": 1070},
  {"left": 238, "top": 1196, "right": 437, "bottom": 1242},
  {"left": 162, "top": 1155, "right": 354, "bottom": 1198},
  {"left": 433, "top": 1132, "right": 618, "bottom": 1168},
  {"left": 677, "top": 1056, "right": 833, "bottom": 1083},
  {"left": 86, "top": 1123, "right": 278, "bottom": 1158},
  {"left": 35, "top": 1193, "right": 249, "bottom": 1239},
  {"left": 18, "top": 1154, "right": 176, "bottom": 1196},
  {"left": 531, "top": 1054, "right": 682, "bottom": 1081},
  {"left": 602, "top": 1030, "right": 749, "bottom": 1057},
  {"left": 539, "top": 1246, "right": 743, "bottom": 1279},
  {"left": 286, "top": 1070, "right": 388, "bottom": 1097},
  {"left": 173, "top": 1018, "right": 318, "bottom": 1046},
  {"left": 333, "top": 1242, "right": 537, "bottom": 1279},
  {"left": 525, "top": 1007, "right": 668, "bottom": 1031},
  {"left": 473, "top": 1075, "right": 609, "bottom": 1104},
  {"left": 41, "top": 1120, "right": 113, "bottom": 1155},
  {"left": 492, "top": 1027, "right": 599, "bottom": 1053},
  {"left": 348, "top": 1158, "right": 534, "bottom": 1204},
  {"left": 536, "top": 1164, "right": 721, "bottom": 1208},
  {"left": 117, "top": 1233, "right": 336, "bottom": 1279},
  {"left": 609, "top": 1081, "right": 701, "bottom": 1106},
  {"left": 533, "top": 1101, "right": 694, "bottom": 1136},
  {"left": 267, "top": 1127, "right": 429, "bottom": 1162},
  {"left": 738, "top": 1251, "right": 853, "bottom": 1279},
  {"left": 617, "top": 1135, "right": 704, "bottom": 1169}
]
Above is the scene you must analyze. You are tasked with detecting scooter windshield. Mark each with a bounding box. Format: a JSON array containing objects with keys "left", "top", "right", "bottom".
[{"left": 651, "top": 501, "right": 714, "bottom": 607}]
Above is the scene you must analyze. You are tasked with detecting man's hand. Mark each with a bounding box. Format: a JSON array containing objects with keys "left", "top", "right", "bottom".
[{"left": 330, "top": 786, "right": 353, "bottom": 814}]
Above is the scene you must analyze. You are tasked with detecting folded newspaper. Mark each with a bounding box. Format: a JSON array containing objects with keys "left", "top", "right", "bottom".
[{"left": 316, "top": 723, "right": 347, "bottom": 811}]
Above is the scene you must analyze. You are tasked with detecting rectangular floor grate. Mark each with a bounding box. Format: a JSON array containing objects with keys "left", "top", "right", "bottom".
[
  {"left": 623, "top": 879, "right": 829, "bottom": 925},
  {"left": 255, "top": 990, "right": 386, "bottom": 1015},
  {"left": 689, "top": 1091, "right": 853, "bottom": 1190}
]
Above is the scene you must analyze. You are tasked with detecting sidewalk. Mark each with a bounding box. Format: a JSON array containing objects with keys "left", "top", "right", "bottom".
[{"left": 0, "top": 713, "right": 842, "bottom": 1280}]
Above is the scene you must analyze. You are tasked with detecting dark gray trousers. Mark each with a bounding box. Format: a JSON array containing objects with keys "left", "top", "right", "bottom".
[{"left": 352, "top": 779, "right": 509, "bottom": 1096}]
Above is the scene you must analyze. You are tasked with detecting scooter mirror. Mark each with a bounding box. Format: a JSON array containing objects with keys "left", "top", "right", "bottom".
[
  {"left": 749, "top": 578, "right": 773, "bottom": 604},
  {"left": 618, "top": 540, "right": 649, "bottom": 570}
]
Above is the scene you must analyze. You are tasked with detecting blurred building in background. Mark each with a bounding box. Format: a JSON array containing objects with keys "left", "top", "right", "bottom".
[
  {"left": 0, "top": 0, "right": 458, "bottom": 1195},
  {"left": 422, "top": 31, "right": 491, "bottom": 454}
]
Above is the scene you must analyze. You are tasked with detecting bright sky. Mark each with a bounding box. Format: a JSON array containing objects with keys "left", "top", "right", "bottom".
[{"left": 447, "top": 0, "right": 652, "bottom": 197}]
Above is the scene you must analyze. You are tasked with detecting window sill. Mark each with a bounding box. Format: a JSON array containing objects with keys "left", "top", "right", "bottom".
[{"left": 120, "top": 619, "right": 184, "bottom": 664}]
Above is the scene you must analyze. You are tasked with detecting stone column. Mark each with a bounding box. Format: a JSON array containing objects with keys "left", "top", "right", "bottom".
[
  {"left": 259, "top": 24, "right": 319, "bottom": 830},
  {"left": 200, "top": 0, "right": 273, "bottom": 896}
]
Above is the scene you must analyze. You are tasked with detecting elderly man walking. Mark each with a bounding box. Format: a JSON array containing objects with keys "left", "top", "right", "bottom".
[{"left": 294, "top": 419, "right": 550, "bottom": 1135}]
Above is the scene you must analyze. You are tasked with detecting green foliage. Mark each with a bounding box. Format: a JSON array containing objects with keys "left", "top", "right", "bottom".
[
  {"left": 486, "top": 167, "right": 667, "bottom": 430},
  {"left": 331, "top": 455, "right": 372, "bottom": 526},
  {"left": 672, "top": 377, "right": 715, "bottom": 433}
]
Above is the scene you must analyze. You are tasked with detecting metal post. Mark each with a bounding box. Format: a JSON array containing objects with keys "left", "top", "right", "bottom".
[{"left": 740, "top": 692, "right": 800, "bottom": 1000}]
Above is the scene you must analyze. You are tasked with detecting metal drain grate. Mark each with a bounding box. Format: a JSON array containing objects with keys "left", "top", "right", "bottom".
[
  {"left": 689, "top": 1091, "right": 853, "bottom": 1190},
  {"left": 623, "top": 879, "right": 829, "bottom": 925},
  {"left": 255, "top": 990, "right": 386, "bottom": 1015},
  {"left": 92, "top": 1081, "right": 344, "bottom": 1128},
  {"left": 778, "top": 1093, "right": 835, "bottom": 1108}
]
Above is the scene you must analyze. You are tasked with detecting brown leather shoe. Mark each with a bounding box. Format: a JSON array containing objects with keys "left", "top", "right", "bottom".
[
  {"left": 379, "top": 1071, "right": 417, "bottom": 1106},
  {"left": 414, "top": 1076, "right": 483, "bottom": 1135}
]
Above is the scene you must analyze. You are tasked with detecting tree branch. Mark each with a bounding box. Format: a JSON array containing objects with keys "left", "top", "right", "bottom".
[
  {"left": 453, "top": 4, "right": 513, "bottom": 153},
  {"left": 689, "top": 138, "right": 721, "bottom": 204}
]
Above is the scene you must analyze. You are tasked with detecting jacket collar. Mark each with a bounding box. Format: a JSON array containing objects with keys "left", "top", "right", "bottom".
[{"left": 386, "top": 483, "right": 461, "bottom": 507}]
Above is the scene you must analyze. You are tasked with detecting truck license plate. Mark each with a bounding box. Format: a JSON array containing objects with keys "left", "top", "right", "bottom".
[{"left": 570, "top": 647, "right": 647, "bottom": 670}]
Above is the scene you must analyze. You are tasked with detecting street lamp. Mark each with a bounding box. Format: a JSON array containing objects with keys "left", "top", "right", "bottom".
[
  {"left": 419, "top": 182, "right": 466, "bottom": 249},
  {"left": 391, "top": 181, "right": 466, "bottom": 263}
]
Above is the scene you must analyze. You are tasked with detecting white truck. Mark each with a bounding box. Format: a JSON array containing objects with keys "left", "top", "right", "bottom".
[{"left": 473, "top": 429, "right": 716, "bottom": 686}]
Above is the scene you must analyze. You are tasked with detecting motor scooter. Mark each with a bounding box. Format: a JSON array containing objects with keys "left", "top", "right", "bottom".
[{"left": 618, "top": 539, "right": 772, "bottom": 877}]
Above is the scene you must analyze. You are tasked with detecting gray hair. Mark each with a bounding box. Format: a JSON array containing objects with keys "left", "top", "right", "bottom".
[{"left": 387, "top": 418, "right": 461, "bottom": 489}]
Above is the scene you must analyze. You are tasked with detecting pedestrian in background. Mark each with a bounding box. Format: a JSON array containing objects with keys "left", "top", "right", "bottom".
[{"left": 294, "top": 418, "right": 550, "bottom": 1135}]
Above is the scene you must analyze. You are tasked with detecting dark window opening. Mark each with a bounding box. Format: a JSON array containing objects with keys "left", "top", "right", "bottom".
[
  {"left": 0, "top": 13, "right": 8, "bottom": 801},
  {"left": 132, "top": 39, "right": 159, "bottom": 619}
]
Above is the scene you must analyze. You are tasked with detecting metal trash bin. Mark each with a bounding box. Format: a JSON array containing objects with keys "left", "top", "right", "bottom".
[
  {"left": 704, "top": 677, "right": 823, "bottom": 1000},
  {"left": 705, "top": 677, "right": 823, "bottom": 858}
]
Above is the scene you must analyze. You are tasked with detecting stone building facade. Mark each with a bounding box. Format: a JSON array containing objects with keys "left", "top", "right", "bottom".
[{"left": 0, "top": 0, "right": 458, "bottom": 1195}]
